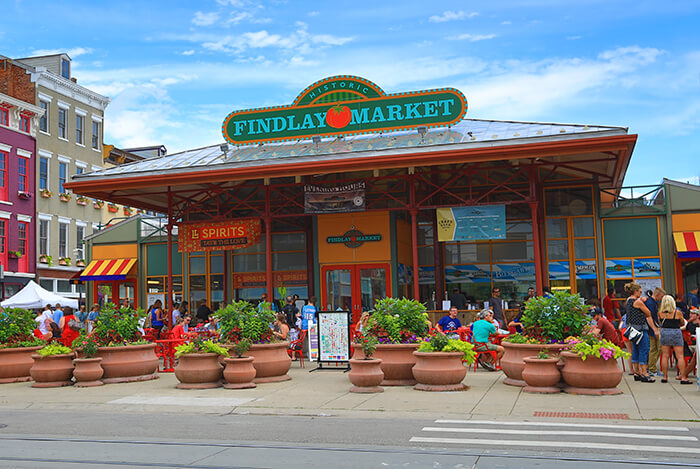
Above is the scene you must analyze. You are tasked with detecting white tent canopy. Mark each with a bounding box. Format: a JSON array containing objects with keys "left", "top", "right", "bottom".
[{"left": 1, "top": 280, "right": 79, "bottom": 310}]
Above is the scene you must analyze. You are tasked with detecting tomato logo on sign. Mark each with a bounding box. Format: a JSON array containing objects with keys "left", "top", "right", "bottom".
[{"left": 325, "top": 104, "right": 352, "bottom": 129}]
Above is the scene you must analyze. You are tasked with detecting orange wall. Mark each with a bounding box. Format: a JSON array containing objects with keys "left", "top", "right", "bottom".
[
  {"left": 672, "top": 213, "right": 700, "bottom": 232},
  {"left": 92, "top": 244, "right": 138, "bottom": 260},
  {"left": 317, "top": 211, "right": 391, "bottom": 264}
]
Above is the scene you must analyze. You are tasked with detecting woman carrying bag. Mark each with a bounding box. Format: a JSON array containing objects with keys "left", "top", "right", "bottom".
[
  {"left": 624, "top": 282, "right": 660, "bottom": 383},
  {"left": 658, "top": 295, "right": 692, "bottom": 384}
]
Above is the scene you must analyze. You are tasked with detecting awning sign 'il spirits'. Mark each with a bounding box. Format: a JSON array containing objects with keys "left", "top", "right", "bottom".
[{"left": 222, "top": 76, "right": 468, "bottom": 146}]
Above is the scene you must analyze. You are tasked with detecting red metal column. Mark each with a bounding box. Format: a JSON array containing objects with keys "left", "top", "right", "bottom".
[
  {"left": 166, "top": 186, "right": 174, "bottom": 328},
  {"left": 264, "top": 184, "right": 273, "bottom": 302},
  {"left": 529, "top": 167, "right": 544, "bottom": 295},
  {"left": 305, "top": 217, "right": 314, "bottom": 298},
  {"left": 409, "top": 171, "right": 420, "bottom": 301},
  {"left": 432, "top": 212, "right": 443, "bottom": 306}
]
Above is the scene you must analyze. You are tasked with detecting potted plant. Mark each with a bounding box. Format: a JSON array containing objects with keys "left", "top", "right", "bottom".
[
  {"left": 348, "top": 334, "right": 384, "bottom": 393},
  {"left": 58, "top": 257, "right": 71, "bottom": 266},
  {"left": 17, "top": 190, "right": 31, "bottom": 200},
  {"left": 363, "top": 297, "right": 430, "bottom": 386},
  {"left": 93, "top": 303, "right": 158, "bottom": 383},
  {"left": 30, "top": 343, "right": 74, "bottom": 388},
  {"left": 93, "top": 199, "right": 104, "bottom": 209},
  {"left": 123, "top": 207, "right": 133, "bottom": 216},
  {"left": 39, "top": 254, "right": 53, "bottom": 266},
  {"left": 76, "top": 195, "right": 88, "bottom": 206},
  {"left": 560, "top": 336, "right": 629, "bottom": 395},
  {"left": 413, "top": 331, "right": 476, "bottom": 391},
  {"left": 223, "top": 338, "right": 257, "bottom": 389},
  {"left": 76, "top": 259, "right": 86, "bottom": 267},
  {"left": 39, "top": 188, "right": 52, "bottom": 198},
  {"left": 8, "top": 250, "right": 22, "bottom": 259},
  {"left": 107, "top": 203, "right": 119, "bottom": 213},
  {"left": 216, "top": 300, "right": 291, "bottom": 383},
  {"left": 174, "top": 338, "right": 228, "bottom": 389},
  {"left": 501, "top": 292, "right": 587, "bottom": 387},
  {"left": 59, "top": 192, "right": 71, "bottom": 202},
  {"left": 522, "top": 350, "right": 561, "bottom": 394},
  {"left": 0, "top": 308, "right": 45, "bottom": 383},
  {"left": 72, "top": 333, "right": 104, "bottom": 387}
]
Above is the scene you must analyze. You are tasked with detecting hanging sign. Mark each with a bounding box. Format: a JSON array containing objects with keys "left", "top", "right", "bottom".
[
  {"left": 222, "top": 75, "right": 467, "bottom": 146},
  {"left": 436, "top": 205, "right": 506, "bottom": 242},
  {"left": 178, "top": 219, "right": 261, "bottom": 253},
  {"left": 304, "top": 181, "right": 365, "bottom": 214}
]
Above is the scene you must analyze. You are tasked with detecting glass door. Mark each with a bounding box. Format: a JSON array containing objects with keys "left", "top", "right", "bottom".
[{"left": 322, "top": 263, "right": 391, "bottom": 324}]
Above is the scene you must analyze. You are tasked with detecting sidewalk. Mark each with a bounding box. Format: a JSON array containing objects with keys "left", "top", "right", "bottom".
[{"left": 1, "top": 362, "right": 698, "bottom": 422}]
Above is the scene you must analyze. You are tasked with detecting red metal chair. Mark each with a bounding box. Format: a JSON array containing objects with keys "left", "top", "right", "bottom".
[{"left": 287, "top": 329, "right": 307, "bottom": 368}]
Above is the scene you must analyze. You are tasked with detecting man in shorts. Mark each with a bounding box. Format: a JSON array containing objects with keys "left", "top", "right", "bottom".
[{"left": 472, "top": 309, "right": 505, "bottom": 364}]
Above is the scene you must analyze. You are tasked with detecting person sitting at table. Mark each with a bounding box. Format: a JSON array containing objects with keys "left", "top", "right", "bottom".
[
  {"left": 272, "top": 313, "right": 290, "bottom": 341},
  {"left": 204, "top": 314, "right": 219, "bottom": 333},
  {"left": 171, "top": 315, "right": 192, "bottom": 340},
  {"left": 355, "top": 311, "right": 370, "bottom": 334},
  {"left": 590, "top": 307, "right": 622, "bottom": 347},
  {"left": 472, "top": 309, "right": 505, "bottom": 363},
  {"left": 436, "top": 306, "right": 462, "bottom": 338}
]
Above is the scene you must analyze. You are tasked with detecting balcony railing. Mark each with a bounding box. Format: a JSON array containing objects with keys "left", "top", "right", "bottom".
[{"left": 599, "top": 184, "right": 665, "bottom": 217}]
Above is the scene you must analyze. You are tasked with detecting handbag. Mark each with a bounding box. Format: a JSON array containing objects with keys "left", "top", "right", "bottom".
[
  {"left": 624, "top": 325, "right": 643, "bottom": 345},
  {"left": 68, "top": 318, "right": 84, "bottom": 331}
]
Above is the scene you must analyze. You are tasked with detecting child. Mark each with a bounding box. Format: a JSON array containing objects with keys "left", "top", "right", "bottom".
[{"left": 288, "top": 323, "right": 301, "bottom": 360}]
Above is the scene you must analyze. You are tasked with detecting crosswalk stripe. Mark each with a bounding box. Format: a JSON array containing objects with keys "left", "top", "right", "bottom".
[
  {"left": 435, "top": 419, "right": 689, "bottom": 432},
  {"left": 410, "top": 437, "right": 700, "bottom": 454},
  {"left": 422, "top": 427, "right": 697, "bottom": 441}
]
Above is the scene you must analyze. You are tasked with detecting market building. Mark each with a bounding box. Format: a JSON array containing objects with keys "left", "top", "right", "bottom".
[{"left": 66, "top": 76, "right": 699, "bottom": 322}]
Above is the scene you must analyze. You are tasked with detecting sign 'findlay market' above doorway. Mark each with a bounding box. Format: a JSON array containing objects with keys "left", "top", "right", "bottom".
[{"left": 222, "top": 75, "right": 468, "bottom": 146}]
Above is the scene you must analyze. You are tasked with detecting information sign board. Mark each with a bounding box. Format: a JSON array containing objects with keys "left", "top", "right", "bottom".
[
  {"left": 436, "top": 205, "right": 506, "bottom": 241},
  {"left": 316, "top": 310, "right": 351, "bottom": 368}
]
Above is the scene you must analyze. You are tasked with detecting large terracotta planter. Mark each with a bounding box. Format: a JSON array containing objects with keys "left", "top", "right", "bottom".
[
  {"left": 97, "top": 343, "right": 159, "bottom": 384},
  {"left": 223, "top": 357, "right": 257, "bottom": 389},
  {"left": 0, "top": 346, "right": 42, "bottom": 383},
  {"left": 560, "top": 351, "right": 623, "bottom": 395},
  {"left": 30, "top": 353, "right": 74, "bottom": 388},
  {"left": 522, "top": 357, "right": 561, "bottom": 394},
  {"left": 412, "top": 351, "right": 467, "bottom": 392},
  {"left": 248, "top": 342, "right": 292, "bottom": 383},
  {"left": 501, "top": 342, "right": 563, "bottom": 387},
  {"left": 348, "top": 358, "right": 384, "bottom": 393},
  {"left": 174, "top": 353, "right": 223, "bottom": 389},
  {"left": 73, "top": 357, "right": 104, "bottom": 387},
  {"left": 373, "top": 343, "right": 419, "bottom": 386}
]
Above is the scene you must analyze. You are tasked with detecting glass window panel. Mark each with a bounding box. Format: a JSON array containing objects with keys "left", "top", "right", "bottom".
[
  {"left": 39, "top": 279, "right": 53, "bottom": 291},
  {"left": 444, "top": 243, "right": 490, "bottom": 264},
  {"left": 235, "top": 236, "right": 265, "bottom": 254},
  {"left": 546, "top": 218, "right": 568, "bottom": 239},
  {"left": 188, "top": 275, "right": 206, "bottom": 304},
  {"left": 574, "top": 238, "right": 596, "bottom": 259},
  {"left": 547, "top": 239, "right": 569, "bottom": 260},
  {"left": 418, "top": 246, "right": 434, "bottom": 265},
  {"left": 326, "top": 269, "right": 352, "bottom": 311},
  {"left": 147, "top": 277, "right": 164, "bottom": 292},
  {"left": 235, "top": 287, "right": 267, "bottom": 301},
  {"left": 576, "top": 279, "right": 599, "bottom": 300},
  {"left": 56, "top": 280, "right": 71, "bottom": 292},
  {"left": 271, "top": 232, "right": 305, "bottom": 251},
  {"left": 273, "top": 251, "right": 306, "bottom": 271},
  {"left": 417, "top": 223, "right": 434, "bottom": 245},
  {"left": 492, "top": 241, "right": 533, "bottom": 262},
  {"left": 233, "top": 253, "right": 266, "bottom": 272},
  {"left": 209, "top": 254, "right": 224, "bottom": 274},
  {"left": 545, "top": 188, "right": 593, "bottom": 217},
  {"left": 189, "top": 255, "right": 206, "bottom": 274},
  {"left": 506, "top": 221, "right": 533, "bottom": 240},
  {"left": 359, "top": 268, "right": 387, "bottom": 313},
  {"left": 210, "top": 274, "right": 225, "bottom": 304},
  {"left": 573, "top": 217, "right": 595, "bottom": 237}
]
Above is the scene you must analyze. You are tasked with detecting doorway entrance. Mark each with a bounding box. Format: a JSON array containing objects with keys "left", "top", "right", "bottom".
[
  {"left": 94, "top": 280, "right": 137, "bottom": 308},
  {"left": 321, "top": 263, "right": 391, "bottom": 324}
]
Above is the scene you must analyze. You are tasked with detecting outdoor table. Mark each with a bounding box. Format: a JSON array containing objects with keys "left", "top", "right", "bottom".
[
  {"left": 490, "top": 334, "right": 509, "bottom": 346},
  {"left": 155, "top": 338, "right": 180, "bottom": 372}
]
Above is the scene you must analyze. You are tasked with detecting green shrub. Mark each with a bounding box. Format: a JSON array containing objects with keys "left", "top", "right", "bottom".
[
  {"left": 175, "top": 339, "right": 229, "bottom": 357},
  {"left": 418, "top": 331, "right": 476, "bottom": 363},
  {"left": 365, "top": 298, "right": 429, "bottom": 343},
  {"left": 72, "top": 332, "right": 99, "bottom": 358},
  {"left": 93, "top": 303, "right": 146, "bottom": 346},
  {"left": 521, "top": 291, "right": 589, "bottom": 343},
  {"left": 37, "top": 344, "right": 72, "bottom": 357},
  {"left": 232, "top": 338, "right": 252, "bottom": 358},
  {"left": 0, "top": 308, "right": 42, "bottom": 347},
  {"left": 215, "top": 300, "right": 275, "bottom": 344}
]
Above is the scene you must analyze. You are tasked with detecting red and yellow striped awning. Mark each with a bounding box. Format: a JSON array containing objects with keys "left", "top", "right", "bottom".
[
  {"left": 673, "top": 232, "right": 700, "bottom": 253},
  {"left": 80, "top": 258, "right": 136, "bottom": 281}
]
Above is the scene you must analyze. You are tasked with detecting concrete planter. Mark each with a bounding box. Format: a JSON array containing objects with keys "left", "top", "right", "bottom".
[
  {"left": 501, "top": 342, "right": 563, "bottom": 386},
  {"left": 348, "top": 358, "right": 384, "bottom": 393},
  {"left": 97, "top": 343, "right": 159, "bottom": 384},
  {"left": 522, "top": 357, "right": 561, "bottom": 394},
  {"left": 561, "top": 351, "right": 623, "bottom": 395},
  {"left": 412, "top": 351, "right": 467, "bottom": 392},
  {"left": 223, "top": 357, "right": 257, "bottom": 389},
  {"left": 373, "top": 343, "right": 419, "bottom": 386},
  {"left": 0, "top": 346, "right": 42, "bottom": 383},
  {"left": 73, "top": 357, "right": 104, "bottom": 387},
  {"left": 248, "top": 342, "right": 292, "bottom": 383},
  {"left": 30, "top": 353, "right": 75, "bottom": 388},
  {"left": 174, "top": 353, "right": 223, "bottom": 389}
]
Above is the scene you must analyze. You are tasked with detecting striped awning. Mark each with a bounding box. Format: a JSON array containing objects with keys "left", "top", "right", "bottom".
[
  {"left": 673, "top": 231, "right": 700, "bottom": 257},
  {"left": 80, "top": 258, "right": 136, "bottom": 281}
]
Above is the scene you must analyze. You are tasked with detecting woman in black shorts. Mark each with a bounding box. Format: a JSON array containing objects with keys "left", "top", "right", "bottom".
[{"left": 658, "top": 295, "right": 691, "bottom": 384}]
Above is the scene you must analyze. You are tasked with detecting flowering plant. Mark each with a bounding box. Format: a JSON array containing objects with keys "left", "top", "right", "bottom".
[
  {"left": 365, "top": 298, "right": 429, "bottom": 344},
  {"left": 564, "top": 335, "right": 629, "bottom": 361},
  {"left": 72, "top": 332, "right": 99, "bottom": 358},
  {"left": 0, "top": 308, "right": 44, "bottom": 348},
  {"left": 417, "top": 331, "right": 476, "bottom": 363},
  {"left": 501, "top": 333, "right": 545, "bottom": 344},
  {"left": 215, "top": 300, "right": 276, "bottom": 344},
  {"left": 92, "top": 302, "right": 146, "bottom": 346},
  {"left": 353, "top": 333, "right": 378, "bottom": 359},
  {"left": 521, "top": 291, "right": 589, "bottom": 343}
]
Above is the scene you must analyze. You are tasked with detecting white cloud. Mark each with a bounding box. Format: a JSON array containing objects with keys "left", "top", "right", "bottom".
[
  {"left": 429, "top": 11, "right": 478, "bottom": 23},
  {"left": 181, "top": 50, "right": 195, "bottom": 56},
  {"left": 448, "top": 33, "right": 497, "bottom": 42},
  {"left": 501, "top": 21, "right": 512, "bottom": 25},
  {"left": 567, "top": 36, "right": 582, "bottom": 40},
  {"left": 192, "top": 11, "right": 219, "bottom": 26},
  {"left": 31, "top": 47, "right": 93, "bottom": 58},
  {"left": 308, "top": 11, "right": 320, "bottom": 17}
]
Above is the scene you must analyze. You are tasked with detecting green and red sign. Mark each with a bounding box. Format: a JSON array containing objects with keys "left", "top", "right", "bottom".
[{"left": 222, "top": 75, "right": 467, "bottom": 146}]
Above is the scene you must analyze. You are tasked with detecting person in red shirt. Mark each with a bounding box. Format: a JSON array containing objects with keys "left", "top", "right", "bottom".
[
  {"left": 602, "top": 287, "right": 620, "bottom": 322},
  {"left": 591, "top": 308, "right": 622, "bottom": 347}
]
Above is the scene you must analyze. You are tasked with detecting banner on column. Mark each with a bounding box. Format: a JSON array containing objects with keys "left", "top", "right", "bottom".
[{"left": 178, "top": 219, "right": 261, "bottom": 252}]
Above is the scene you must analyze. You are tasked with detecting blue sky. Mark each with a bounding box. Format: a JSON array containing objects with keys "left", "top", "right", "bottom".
[{"left": 2, "top": 0, "right": 699, "bottom": 186}]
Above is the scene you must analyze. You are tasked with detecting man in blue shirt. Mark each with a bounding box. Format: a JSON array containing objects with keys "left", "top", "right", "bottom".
[
  {"left": 472, "top": 309, "right": 505, "bottom": 362},
  {"left": 301, "top": 296, "right": 316, "bottom": 330},
  {"left": 686, "top": 286, "right": 699, "bottom": 310},
  {"left": 52, "top": 304, "right": 64, "bottom": 325},
  {"left": 644, "top": 287, "right": 664, "bottom": 375},
  {"left": 436, "top": 306, "right": 462, "bottom": 337}
]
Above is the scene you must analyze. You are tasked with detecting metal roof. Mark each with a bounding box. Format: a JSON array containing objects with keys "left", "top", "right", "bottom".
[{"left": 75, "top": 118, "right": 627, "bottom": 181}]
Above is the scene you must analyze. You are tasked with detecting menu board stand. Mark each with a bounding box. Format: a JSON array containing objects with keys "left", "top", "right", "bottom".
[{"left": 310, "top": 310, "right": 351, "bottom": 372}]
